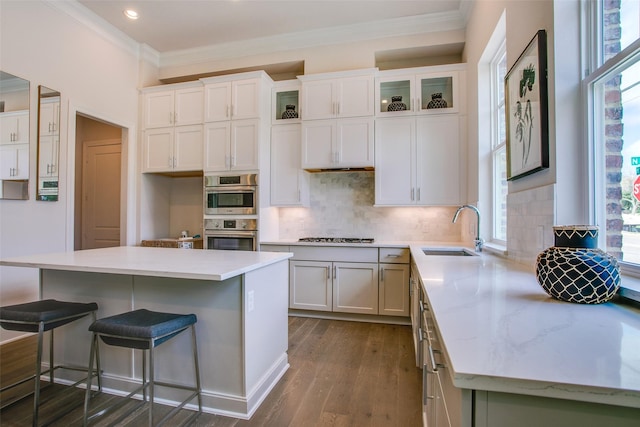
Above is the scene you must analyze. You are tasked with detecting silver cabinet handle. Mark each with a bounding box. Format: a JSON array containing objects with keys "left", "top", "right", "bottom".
[
  {"left": 169, "top": 157, "right": 173, "bottom": 167},
  {"left": 380, "top": 267, "right": 384, "bottom": 281},
  {"left": 327, "top": 266, "right": 331, "bottom": 280},
  {"left": 417, "top": 188, "right": 421, "bottom": 201}
]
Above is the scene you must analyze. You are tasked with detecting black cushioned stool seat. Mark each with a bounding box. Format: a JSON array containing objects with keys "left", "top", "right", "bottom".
[
  {"left": 0, "top": 299, "right": 99, "bottom": 427},
  {"left": 83, "top": 309, "right": 202, "bottom": 426}
]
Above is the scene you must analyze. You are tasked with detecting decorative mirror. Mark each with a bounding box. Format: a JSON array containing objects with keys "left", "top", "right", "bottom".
[
  {"left": 0, "top": 71, "right": 30, "bottom": 200},
  {"left": 36, "top": 86, "right": 60, "bottom": 201}
]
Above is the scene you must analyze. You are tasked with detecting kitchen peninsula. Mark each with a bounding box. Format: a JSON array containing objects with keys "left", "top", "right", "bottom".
[{"left": 0, "top": 246, "right": 292, "bottom": 418}]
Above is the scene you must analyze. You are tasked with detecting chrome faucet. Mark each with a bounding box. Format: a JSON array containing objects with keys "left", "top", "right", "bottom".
[{"left": 452, "top": 205, "right": 484, "bottom": 252}]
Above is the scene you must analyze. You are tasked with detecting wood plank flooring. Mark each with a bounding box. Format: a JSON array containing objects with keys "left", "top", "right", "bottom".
[{"left": 0, "top": 317, "right": 422, "bottom": 426}]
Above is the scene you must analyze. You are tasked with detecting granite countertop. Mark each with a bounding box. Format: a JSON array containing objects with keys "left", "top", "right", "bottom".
[
  {"left": 0, "top": 246, "right": 292, "bottom": 281},
  {"left": 409, "top": 244, "right": 640, "bottom": 408}
]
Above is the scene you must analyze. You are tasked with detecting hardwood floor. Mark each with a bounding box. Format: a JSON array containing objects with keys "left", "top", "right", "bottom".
[{"left": 0, "top": 317, "right": 423, "bottom": 426}]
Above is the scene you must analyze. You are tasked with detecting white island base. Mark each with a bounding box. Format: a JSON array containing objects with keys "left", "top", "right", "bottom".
[{"left": 2, "top": 247, "right": 292, "bottom": 419}]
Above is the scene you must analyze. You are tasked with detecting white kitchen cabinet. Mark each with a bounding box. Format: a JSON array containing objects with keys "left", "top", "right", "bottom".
[
  {"left": 375, "top": 114, "right": 462, "bottom": 206},
  {"left": 272, "top": 80, "right": 301, "bottom": 124},
  {"left": 0, "top": 143, "right": 29, "bottom": 179},
  {"left": 301, "top": 117, "right": 374, "bottom": 169},
  {"left": 376, "top": 65, "right": 464, "bottom": 117},
  {"left": 289, "top": 260, "right": 332, "bottom": 311},
  {"left": 143, "top": 125, "right": 203, "bottom": 173},
  {"left": 289, "top": 246, "right": 380, "bottom": 314},
  {"left": 379, "top": 248, "right": 410, "bottom": 316},
  {"left": 38, "top": 135, "right": 59, "bottom": 177},
  {"left": 0, "top": 110, "right": 29, "bottom": 144},
  {"left": 204, "top": 119, "right": 259, "bottom": 172},
  {"left": 333, "top": 262, "right": 379, "bottom": 314},
  {"left": 270, "top": 124, "right": 309, "bottom": 206},
  {"left": 143, "top": 84, "right": 203, "bottom": 129},
  {"left": 203, "top": 73, "right": 271, "bottom": 122},
  {"left": 39, "top": 98, "right": 60, "bottom": 137},
  {"left": 300, "top": 71, "right": 375, "bottom": 120}
]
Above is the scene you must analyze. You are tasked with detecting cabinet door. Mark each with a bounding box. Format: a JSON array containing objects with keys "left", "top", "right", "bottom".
[
  {"left": 38, "top": 135, "right": 58, "bottom": 177},
  {"left": 143, "top": 128, "right": 173, "bottom": 172},
  {"left": 336, "top": 75, "right": 374, "bottom": 118},
  {"left": 144, "top": 91, "right": 174, "bottom": 128},
  {"left": 301, "top": 119, "right": 335, "bottom": 168},
  {"left": 204, "top": 82, "right": 232, "bottom": 122},
  {"left": 290, "top": 260, "right": 332, "bottom": 311},
  {"left": 0, "top": 111, "right": 29, "bottom": 144},
  {"left": 204, "top": 122, "right": 231, "bottom": 172},
  {"left": 39, "top": 101, "right": 60, "bottom": 136},
  {"left": 336, "top": 117, "right": 374, "bottom": 167},
  {"left": 230, "top": 119, "right": 259, "bottom": 171},
  {"left": 374, "top": 117, "right": 415, "bottom": 205},
  {"left": 173, "top": 125, "right": 203, "bottom": 171},
  {"left": 376, "top": 74, "right": 415, "bottom": 116},
  {"left": 379, "top": 263, "right": 410, "bottom": 316},
  {"left": 232, "top": 78, "right": 261, "bottom": 120},
  {"left": 333, "top": 262, "right": 379, "bottom": 314},
  {"left": 271, "top": 124, "right": 309, "bottom": 206},
  {"left": 174, "top": 87, "right": 204, "bottom": 126},
  {"left": 416, "top": 70, "right": 459, "bottom": 114},
  {"left": 0, "top": 144, "right": 28, "bottom": 179},
  {"left": 416, "top": 115, "right": 460, "bottom": 205},
  {"left": 301, "top": 79, "right": 336, "bottom": 120}
]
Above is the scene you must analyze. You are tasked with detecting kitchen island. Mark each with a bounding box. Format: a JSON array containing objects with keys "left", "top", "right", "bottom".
[
  {"left": 410, "top": 245, "right": 640, "bottom": 426},
  {"left": 0, "top": 246, "right": 293, "bottom": 419}
]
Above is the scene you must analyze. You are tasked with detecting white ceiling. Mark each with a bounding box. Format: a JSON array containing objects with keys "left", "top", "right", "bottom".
[{"left": 77, "top": 0, "right": 470, "bottom": 54}]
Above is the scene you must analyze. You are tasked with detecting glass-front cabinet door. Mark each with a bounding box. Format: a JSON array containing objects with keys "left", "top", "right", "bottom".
[
  {"left": 376, "top": 67, "right": 461, "bottom": 116},
  {"left": 272, "top": 80, "right": 300, "bottom": 124}
]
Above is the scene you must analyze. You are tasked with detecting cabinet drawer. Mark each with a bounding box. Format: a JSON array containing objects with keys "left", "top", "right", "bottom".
[
  {"left": 291, "top": 246, "right": 378, "bottom": 262},
  {"left": 379, "top": 247, "right": 410, "bottom": 264}
]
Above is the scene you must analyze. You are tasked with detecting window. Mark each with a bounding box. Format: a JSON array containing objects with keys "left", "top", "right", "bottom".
[
  {"left": 491, "top": 43, "right": 508, "bottom": 243},
  {"left": 587, "top": 0, "right": 640, "bottom": 269}
]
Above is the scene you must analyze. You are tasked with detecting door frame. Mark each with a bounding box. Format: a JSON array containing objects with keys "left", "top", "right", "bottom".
[{"left": 65, "top": 102, "right": 138, "bottom": 251}]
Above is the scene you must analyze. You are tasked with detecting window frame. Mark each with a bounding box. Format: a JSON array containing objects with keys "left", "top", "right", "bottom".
[
  {"left": 583, "top": 0, "right": 640, "bottom": 279},
  {"left": 490, "top": 40, "right": 508, "bottom": 245}
]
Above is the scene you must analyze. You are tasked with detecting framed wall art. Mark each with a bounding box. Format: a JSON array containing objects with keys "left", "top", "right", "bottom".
[{"left": 505, "top": 29, "right": 549, "bottom": 180}]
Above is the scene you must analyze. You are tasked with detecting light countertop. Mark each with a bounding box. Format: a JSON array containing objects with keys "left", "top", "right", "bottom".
[
  {"left": 0, "top": 246, "right": 292, "bottom": 281},
  {"left": 409, "top": 244, "right": 640, "bottom": 408}
]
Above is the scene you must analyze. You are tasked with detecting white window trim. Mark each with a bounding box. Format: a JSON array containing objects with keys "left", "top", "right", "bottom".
[{"left": 490, "top": 41, "right": 507, "bottom": 246}]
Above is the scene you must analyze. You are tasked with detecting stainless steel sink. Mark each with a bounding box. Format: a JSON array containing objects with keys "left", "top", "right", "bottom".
[{"left": 422, "top": 248, "right": 478, "bottom": 257}]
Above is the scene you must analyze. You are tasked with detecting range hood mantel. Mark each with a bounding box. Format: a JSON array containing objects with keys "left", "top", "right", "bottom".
[{"left": 303, "top": 167, "right": 374, "bottom": 173}]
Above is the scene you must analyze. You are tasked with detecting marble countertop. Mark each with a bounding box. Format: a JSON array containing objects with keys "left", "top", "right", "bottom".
[
  {"left": 0, "top": 246, "right": 292, "bottom": 281},
  {"left": 409, "top": 244, "right": 640, "bottom": 408},
  {"left": 260, "top": 239, "right": 463, "bottom": 249}
]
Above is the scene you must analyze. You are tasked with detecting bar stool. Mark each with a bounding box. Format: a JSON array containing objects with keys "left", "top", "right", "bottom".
[
  {"left": 0, "top": 299, "right": 99, "bottom": 427},
  {"left": 83, "top": 308, "right": 202, "bottom": 426}
]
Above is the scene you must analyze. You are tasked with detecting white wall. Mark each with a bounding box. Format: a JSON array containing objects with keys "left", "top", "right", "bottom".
[
  {"left": 0, "top": 1, "right": 142, "bottom": 342},
  {"left": 464, "top": 0, "right": 583, "bottom": 264}
]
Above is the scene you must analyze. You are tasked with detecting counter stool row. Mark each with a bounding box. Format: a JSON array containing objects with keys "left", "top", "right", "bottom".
[{"left": 0, "top": 299, "right": 202, "bottom": 427}]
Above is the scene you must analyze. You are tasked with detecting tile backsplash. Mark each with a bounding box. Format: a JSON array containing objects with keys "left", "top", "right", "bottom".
[
  {"left": 277, "top": 171, "right": 468, "bottom": 242},
  {"left": 507, "top": 183, "right": 556, "bottom": 267}
]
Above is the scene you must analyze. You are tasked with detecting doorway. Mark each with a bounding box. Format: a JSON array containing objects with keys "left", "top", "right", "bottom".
[{"left": 74, "top": 115, "right": 123, "bottom": 250}]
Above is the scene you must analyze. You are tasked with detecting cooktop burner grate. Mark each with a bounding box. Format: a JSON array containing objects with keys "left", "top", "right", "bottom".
[{"left": 298, "top": 237, "right": 375, "bottom": 244}]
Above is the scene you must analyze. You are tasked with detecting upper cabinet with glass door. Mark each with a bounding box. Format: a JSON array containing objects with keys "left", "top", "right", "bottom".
[
  {"left": 376, "top": 64, "right": 465, "bottom": 116},
  {"left": 272, "top": 80, "right": 300, "bottom": 124}
]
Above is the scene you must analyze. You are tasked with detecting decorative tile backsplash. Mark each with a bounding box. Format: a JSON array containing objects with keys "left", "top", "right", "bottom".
[
  {"left": 277, "top": 171, "right": 467, "bottom": 242},
  {"left": 507, "top": 183, "right": 556, "bottom": 266}
]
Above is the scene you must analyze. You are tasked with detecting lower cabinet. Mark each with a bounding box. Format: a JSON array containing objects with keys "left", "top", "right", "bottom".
[
  {"left": 289, "top": 260, "right": 378, "bottom": 314},
  {"left": 0, "top": 143, "right": 29, "bottom": 180}
]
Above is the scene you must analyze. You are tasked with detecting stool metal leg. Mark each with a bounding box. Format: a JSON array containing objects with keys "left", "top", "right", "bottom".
[
  {"left": 33, "top": 321, "right": 45, "bottom": 427},
  {"left": 191, "top": 324, "right": 202, "bottom": 413},
  {"left": 83, "top": 333, "right": 98, "bottom": 427},
  {"left": 149, "top": 339, "right": 155, "bottom": 427}
]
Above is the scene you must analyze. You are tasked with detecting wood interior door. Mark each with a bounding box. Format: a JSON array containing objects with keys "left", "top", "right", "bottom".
[{"left": 82, "top": 139, "right": 121, "bottom": 249}]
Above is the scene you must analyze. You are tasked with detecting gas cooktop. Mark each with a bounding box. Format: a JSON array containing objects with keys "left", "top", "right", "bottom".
[{"left": 298, "top": 237, "right": 375, "bottom": 244}]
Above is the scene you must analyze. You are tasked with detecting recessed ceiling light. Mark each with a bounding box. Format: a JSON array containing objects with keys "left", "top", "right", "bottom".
[{"left": 123, "top": 9, "right": 139, "bottom": 20}]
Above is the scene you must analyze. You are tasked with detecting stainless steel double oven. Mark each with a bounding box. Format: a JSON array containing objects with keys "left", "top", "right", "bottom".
[{"left": 204, "top": 173, "right": 258, "bottom": 251}]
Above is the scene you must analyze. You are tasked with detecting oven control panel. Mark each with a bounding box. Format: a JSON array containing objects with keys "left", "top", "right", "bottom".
[{"left": 204, "top": 218, "right": 257, "bottom": 231}]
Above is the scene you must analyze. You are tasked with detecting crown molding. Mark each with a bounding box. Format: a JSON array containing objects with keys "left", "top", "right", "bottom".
[
  {"left": 46, "top": 0, "right": 159, "bottom": 63},
  {"left": 53, "top": 1, "right": 467, "bottom": 74},
  {"left": 160, "top": 10, "right": 467, "bottom": 70}
]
